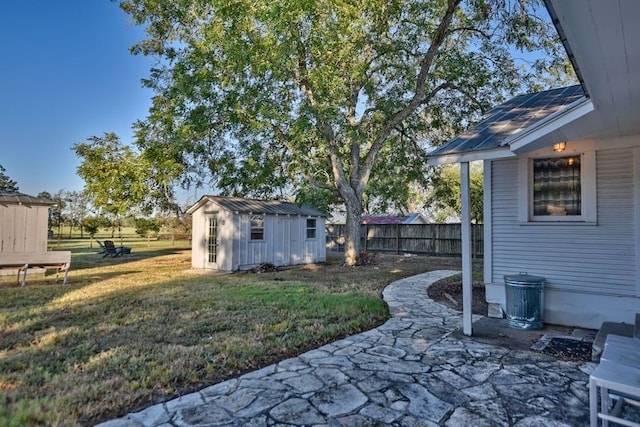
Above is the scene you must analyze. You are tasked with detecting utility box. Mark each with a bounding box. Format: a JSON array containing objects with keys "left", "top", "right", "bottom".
[{"left": 504, "top": 273, "right": 545, "bottom": 330}]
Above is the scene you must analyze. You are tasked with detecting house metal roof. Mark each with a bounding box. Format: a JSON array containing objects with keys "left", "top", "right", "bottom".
[
  {"left": 0, "top": 192, "right": 54, "bottom": 205},
  {"left": 428, "top": 85, "right": 585, "bottom": 160},
  {"left": 186, "top": 195, "right": 327, "bottom": 217}
]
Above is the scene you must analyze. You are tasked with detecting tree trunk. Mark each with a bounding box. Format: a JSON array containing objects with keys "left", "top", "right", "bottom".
[{"left": 343, "top": 195, "right": 363, "bottom": 266}]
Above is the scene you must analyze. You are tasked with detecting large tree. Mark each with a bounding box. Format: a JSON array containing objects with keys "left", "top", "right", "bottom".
[
  {"left": 74, "top": 133, "right": 150, "bottom": 242},
  {"left": 64, "top": 190, "right": 92, "bottom": 238},
  {"left": 121, "top": 0, "right": 570, "bottom": 264}
]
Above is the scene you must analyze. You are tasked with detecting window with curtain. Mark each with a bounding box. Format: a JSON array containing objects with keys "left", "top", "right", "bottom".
[{"left": 532, "top": 156, "right": 581, "bottom": 216}]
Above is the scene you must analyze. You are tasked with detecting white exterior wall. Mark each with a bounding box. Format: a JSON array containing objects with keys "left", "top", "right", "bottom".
[
  {"left": 0, "top": 204, "right": 49, "bottom": 253},
  {"left": 231, "top": 214, "right": 326, "bottom": 271},
  {"left": 190, "top": 201, "right": 234, "bottom": 270},
  {"left": 485, "top": 137, "right": 640, "bottom": 329},
  {"left": 190, "top": 203, "right": 206, "bottom": 270},
  {"left": 190, "top": 201, "right": 326, "bottom": 271}
]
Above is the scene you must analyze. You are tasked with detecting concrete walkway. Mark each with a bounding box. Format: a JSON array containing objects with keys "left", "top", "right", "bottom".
[{"left": 98, "top": 270, "right": 595, "bottom": 426}]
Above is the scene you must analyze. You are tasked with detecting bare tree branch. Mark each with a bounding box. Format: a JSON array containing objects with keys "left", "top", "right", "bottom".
[{"left": 359, "top": 0, "right": 462, "bottom": 194}]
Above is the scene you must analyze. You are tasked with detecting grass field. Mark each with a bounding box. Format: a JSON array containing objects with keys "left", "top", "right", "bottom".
[{"left": 0, "top": 240, "right": 464, "bottom": 425}]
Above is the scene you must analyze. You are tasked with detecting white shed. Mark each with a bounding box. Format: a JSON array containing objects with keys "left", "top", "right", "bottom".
[
  {"left": 187, "top": 196, "right": 327, "bottom": 271},
  {"left": 0, "top": 192, "right": 52, "bottom": 253}
]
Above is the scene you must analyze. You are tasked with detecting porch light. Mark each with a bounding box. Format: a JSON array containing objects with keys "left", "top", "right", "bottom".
[{"left": 553, "top": 141, "right": 567, "bottom": 152}]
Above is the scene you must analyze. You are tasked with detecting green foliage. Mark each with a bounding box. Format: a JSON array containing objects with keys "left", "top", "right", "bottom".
[
  {"left": 0, "top": 164, "right": 19, "bottom": 193},
  {"left": 119, "top": 0, "right": 573, "bottom": 259},
  {"left": 294, "top": 183, "right": 337, "bottom": 214},
  {"left": 134, "top": 217, "right": 161, "bottom": 237},
  {"left": 48, "top": 190, "right": 67, "bottom": 233},
  {"left": 82, "top": 217, "right": 103, "bottom": 237},
  {"left": 74, "top": 133, "right": 151, "bottom": 226},
  {"left": 36, "top": 191, "right": 52, "bottom": 201},
  {"left": 64, "top": 191, "right": 90, "bottom": 225},
  {"left": 428, "top": 163, "right": 484, "bottom": 223}
]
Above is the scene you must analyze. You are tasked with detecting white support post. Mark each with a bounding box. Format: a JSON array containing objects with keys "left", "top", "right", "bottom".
[{"left": 460, "top": 161, "right": 473, "bottom": 336}]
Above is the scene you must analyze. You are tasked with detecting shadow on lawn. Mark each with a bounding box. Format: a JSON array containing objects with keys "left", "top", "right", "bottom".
[
  {"left": 68, "top": 247, "right": 190, "bottom": 271},
  {"left": 0, "top": 248, "right": 188, "bottom": 292}
]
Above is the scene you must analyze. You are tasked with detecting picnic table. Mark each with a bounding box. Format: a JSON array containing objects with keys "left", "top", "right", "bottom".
[{"left": 0, "top": 251, "right": 71, "bottom": 286}]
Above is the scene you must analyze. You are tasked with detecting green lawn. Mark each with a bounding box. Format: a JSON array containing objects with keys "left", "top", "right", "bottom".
[{"left": 0, "top": 241, "right": 463, "bottom": 425}]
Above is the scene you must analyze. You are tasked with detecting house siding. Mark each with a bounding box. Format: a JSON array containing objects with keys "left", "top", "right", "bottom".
[
  {"left": 491, "top": 148, "right": 635, "bottom": 295},
  {"left": 488, "top": 146, "right": 638, "bottom": 327}
]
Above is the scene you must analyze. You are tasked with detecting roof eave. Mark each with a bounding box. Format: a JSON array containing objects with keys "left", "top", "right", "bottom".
[
  {"left": 543, "top": 0, "right": 588, "bottom": 96},
  {"left": 427, "top": 146, "right": 516, "bottom": 166},
  {"left": 185, "top": 195, "right": 210, "bottom": 215}
]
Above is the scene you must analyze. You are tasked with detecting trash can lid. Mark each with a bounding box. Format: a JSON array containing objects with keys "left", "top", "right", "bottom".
[{"left": 504, "top": 272, "right": 545, "bottom": 285}]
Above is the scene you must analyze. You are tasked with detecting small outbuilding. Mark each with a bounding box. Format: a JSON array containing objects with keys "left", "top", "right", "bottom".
[
  {"left": 0, "top": 192, "right": 52, "bottom": 253},
  {"left": 187, "top": 196, "right": 327, "bottom": 271}
]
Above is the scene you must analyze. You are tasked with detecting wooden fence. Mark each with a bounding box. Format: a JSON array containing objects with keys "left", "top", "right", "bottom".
[{"left": 326, "top": 223, "right": 483, "bottom": 258}]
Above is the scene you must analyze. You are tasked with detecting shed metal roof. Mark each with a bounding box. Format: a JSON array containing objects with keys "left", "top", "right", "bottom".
[
  {"left": 428, "top": 85, "right": 585, "bottom": 160},
  {"left": 187, "top": 195, "right": 327, "bottom": 217},
  {"left": 361, "top": 213, "right": 426, "bottom": 225},
  {"left": 0, "top": 192, "right": 54, "bottom": 205}
]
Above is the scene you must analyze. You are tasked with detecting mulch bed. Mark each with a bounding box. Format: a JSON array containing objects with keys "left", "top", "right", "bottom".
[
  {"left": 247, "top": 263, "right": 279, "bottom": 273},
  {"left": 427, "top": 280, "right": 488, "bottom": 315},
  {"left": 539, "top": 337, "right": 593, "bottom": 361}
]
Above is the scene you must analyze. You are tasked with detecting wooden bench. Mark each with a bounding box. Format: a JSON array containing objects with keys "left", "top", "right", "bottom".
[{"left": 0, "top": 251, "right": 71, "bottom": 286}]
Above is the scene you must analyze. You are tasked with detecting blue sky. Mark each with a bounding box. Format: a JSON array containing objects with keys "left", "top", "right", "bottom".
[{"left": 0, "top": 1, "right": 153, "bottom": 197}]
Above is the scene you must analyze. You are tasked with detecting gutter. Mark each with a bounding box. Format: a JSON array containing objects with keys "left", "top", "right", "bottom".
[{"left": 543, "top": 0, "right": 588, "bottom": 96}]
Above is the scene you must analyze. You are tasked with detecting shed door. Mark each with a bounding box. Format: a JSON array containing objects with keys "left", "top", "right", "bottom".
[{"left": 205, "top": 214, "right": 219, "bottom": 269}]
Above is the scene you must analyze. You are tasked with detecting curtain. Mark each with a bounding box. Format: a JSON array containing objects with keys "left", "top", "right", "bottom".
[{"left": 533, "top": 156, "right": 581, "bottom": 216}]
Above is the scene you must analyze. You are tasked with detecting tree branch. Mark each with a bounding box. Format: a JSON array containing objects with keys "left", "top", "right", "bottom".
[
  {"left": 447, "top": 26, "right": 491, "bottom": 40},
  {"left": 270, "top": 123, "right": 336, "bottom": 194},
  {"left": 445, "top": 82, "right": 487, "bottom": 113},
  {"left": 359, "top": 0, "right": 462, "bottom": 194}
]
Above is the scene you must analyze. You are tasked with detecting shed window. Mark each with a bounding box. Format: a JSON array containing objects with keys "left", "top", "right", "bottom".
[
  {"left": 306, "top": 218, "right": 317, "bottom": 239},
  {"left": 250, "top": 215, "right": 264, "bottom": 240},
  {"left": 533, "top": 156, "right": 581, "bottom": 216}
]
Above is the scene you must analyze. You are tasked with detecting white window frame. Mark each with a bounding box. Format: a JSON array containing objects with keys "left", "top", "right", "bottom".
[
  {"left": 518, "top": 151, "right": 597, "bottom": 224},
  {"left": 250, "top": 215, "right": 264, "bottom": 240},
  {"left": 306, "top": 218, "right": 317, "bottom": 240}
]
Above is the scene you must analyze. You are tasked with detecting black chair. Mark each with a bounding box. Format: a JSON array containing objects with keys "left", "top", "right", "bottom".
[{"left": 101, "top": 240, "right": 117, "bottom": 257}]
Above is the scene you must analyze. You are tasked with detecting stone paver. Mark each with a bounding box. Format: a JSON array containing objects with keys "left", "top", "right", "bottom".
[{"left": 97, "top": 270, "right": 598, "bottom": 426}]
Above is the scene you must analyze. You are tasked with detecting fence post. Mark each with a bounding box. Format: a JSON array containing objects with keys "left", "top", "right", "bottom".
[
  {"left": 396, "top": 224, "right": 400, "bottom": 254},
  {"left": 471, "top": 224, "right": 475, "bottom": 259},
  {"left": 364, "top": 224, "right": 368, "bottom": 252}
]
